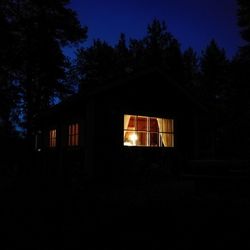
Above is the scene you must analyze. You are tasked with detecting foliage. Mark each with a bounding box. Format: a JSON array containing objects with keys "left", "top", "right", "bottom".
[
  {"left": 200, "top": 39, "right": 230, "bottom": 108},
  {"left": 222, "top": 0, "right": 250, "bottom": 157},
  {"left": 182, "top": 47, "right": 200, "bottom": 90},
  {"left": 237, "top": 0, "right": 250, "bottom": 43},
  {"left": 76, "top": 39, "right": 116, "bottom": 90},
  {"left": 0, "top": 0, "right": 87, "bottom": 137},
  {"left": 76, "top": 19, "right": 184, "bottom": 91}
]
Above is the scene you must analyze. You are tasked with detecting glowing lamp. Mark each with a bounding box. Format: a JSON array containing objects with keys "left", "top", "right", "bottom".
[{"left": 129, "top": 132, "right": 138, "bottom": 145}]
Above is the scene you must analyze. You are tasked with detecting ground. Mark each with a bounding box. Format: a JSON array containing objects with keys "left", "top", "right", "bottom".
[{"left": 1, "top": 163, "right": 250, "bottom": 249}]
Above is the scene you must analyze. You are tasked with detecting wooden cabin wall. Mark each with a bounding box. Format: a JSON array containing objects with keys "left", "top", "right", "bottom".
[
  {"left": 89, "top": 78, "right": 196, "bottom": 180},
  {"left": 34, "top": 72, "right": 215, "bottom": 183}
]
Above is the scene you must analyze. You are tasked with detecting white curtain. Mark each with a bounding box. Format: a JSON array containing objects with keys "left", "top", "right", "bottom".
[
  {"left": 123, "top": 115, "right": 131, "bottom": 137},
  {"left": 157, "top": 118, "right": 174, "bottom": 147}
]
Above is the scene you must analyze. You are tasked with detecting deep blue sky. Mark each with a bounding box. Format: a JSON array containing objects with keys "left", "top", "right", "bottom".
[{"left": 67, "top": 0, "right": 245, "bottom": 59}]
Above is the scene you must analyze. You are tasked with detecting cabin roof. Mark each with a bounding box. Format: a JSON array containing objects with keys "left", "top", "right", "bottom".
[
  {"left": 85, "top": 68, "right": 210, "bottom": 112},
  {"left": 35, "top": 68, "right": 211, "bottom": 123}
]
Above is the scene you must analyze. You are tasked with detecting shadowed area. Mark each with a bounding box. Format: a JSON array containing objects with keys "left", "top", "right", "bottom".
[{"left": 1, "top": 159, "right": 250, "bottom": 249}]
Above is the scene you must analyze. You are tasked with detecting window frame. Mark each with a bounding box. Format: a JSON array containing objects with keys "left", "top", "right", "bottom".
[
  {"left": 68, "top": 122, "right": 79, "bottom": 147},
  {"left": 123, "top": 114, "right": 174, "bottom": 148},
  {"left": 49, "top": 129, "right": 57, "bottom": 148}
]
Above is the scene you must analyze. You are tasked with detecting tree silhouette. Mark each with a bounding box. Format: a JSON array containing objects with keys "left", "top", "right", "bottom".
[
  {"left": 128, "top": 38, "right": 146, "bottom": 72},
  {"left": 141, "top": 19, "right": 183, "bottom": 80},
  {"left": 76, "top": 19, "right": 184, "bottom": 91},
  {"left": 0, "top": 2, "right": 21, "bottom": 135},
  {"left": 200, "top": 40, "right": 230, "bottom": 108},
  {"left": 76, "top": 39, "right": 116, "bottom": 91},
  {"left": 223, "top": 0, "right": 250, "bottom": 158},
  {"left": 237, "top": 0, "right": 250, "bottom": 43},
  {"left": 183, "top": 47, "right": 200, "bottom": 89},
  {"left": 114, "top": 33, "right": 132, "bottom": 76},
  {"left": 199, "top": 40, "right": 232, "bottom": 157},
  {"left": 0, "top": 0, "right": 87, "bottom": 139}
]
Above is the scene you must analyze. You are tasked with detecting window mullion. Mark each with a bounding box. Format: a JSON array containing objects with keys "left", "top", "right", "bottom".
[{"left": 147, "top": 117, "right": 150, "bottom": 146}]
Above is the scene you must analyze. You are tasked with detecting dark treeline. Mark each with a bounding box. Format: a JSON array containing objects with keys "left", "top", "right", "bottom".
[
  {"left": 0, "top": 0, "right": 250, "bottom": 159},
  {"left": 0, "top": 0, "right": 87, "bottom": 180},
  {"left": 0, "top": 0, "right": 87, "bottom": 139},
  {"left": 74, "top": 0, "right": 250, "bottom": 159}
]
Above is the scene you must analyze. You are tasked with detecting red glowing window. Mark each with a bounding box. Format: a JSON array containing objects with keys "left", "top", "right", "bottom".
[
  {"left": 68, "top": 123, "right": 79, "bottom": 146},
  {"left": 49, "top": 129, "right": 56, "bottom": 147}
]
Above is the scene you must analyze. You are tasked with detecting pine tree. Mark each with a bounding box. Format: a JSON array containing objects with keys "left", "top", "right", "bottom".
[
  {"left": 144, "top": 19, "right": 183, "bottom": 78},
  {"left": 183, "top": 48, "right": 199, "bottom": 83},
  {"left": 114, "top": 33, "right": 132, "bottom": 76},
  {"left": 76, "top": 39, "right": 116, "bottom": 91},
  {"left": 200, "top": 39, "right": 230, "bottom": 107},
  {"left": 237, "top": 0, "right": 250, "bottom": 43},
  {"left": 76, "top": 19, "right": 184, "bottom": 92}
]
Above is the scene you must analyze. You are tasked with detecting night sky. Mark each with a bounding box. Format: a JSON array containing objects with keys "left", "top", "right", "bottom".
[{"left": 67, "top": 0, "right": 245, "bottom": 59}]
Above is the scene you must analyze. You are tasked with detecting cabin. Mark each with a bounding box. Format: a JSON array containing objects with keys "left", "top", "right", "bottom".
[{"left": 33, "top": 69, "right": 214, "bottom": 183}]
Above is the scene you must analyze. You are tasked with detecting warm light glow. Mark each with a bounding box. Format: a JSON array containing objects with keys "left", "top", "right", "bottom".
[
  {"left": 123, "top": 114, "right": 174, "bottom": 147},
  {"left": 68, "top": 123, "right": 79, "bottom": 146},
  {"left": 129, "top": 132, "right": 138, "bottom": 145},
  {"left": 49, "top": 129, "right": 56, "bottom": 147}
]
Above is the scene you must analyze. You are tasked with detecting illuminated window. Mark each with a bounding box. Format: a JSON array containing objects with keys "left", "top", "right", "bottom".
[
  {"left": 123, "top": 115, "right": 174, "bottom": 147},
  {"left": 68, "top": 123, "right": 79, "bottom": 146},
  {"left": 49, "top": 129, "right": 56, "bottom": 147}
]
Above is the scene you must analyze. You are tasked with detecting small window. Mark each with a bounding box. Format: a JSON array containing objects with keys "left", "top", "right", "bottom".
[
  {"left": 123, "top": 115, "right": 174, "bottom": 147},
  {"left": 49, "top": 129, "right": 56, "bottom": 147},
  {"left": 68, "top": 123, "right": 79, "bottom": 146}
]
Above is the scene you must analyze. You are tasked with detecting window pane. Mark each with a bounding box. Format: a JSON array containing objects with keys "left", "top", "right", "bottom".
[
  {"left": 161, "top": 119, "right": 174, "bottom": 132},
  {"left": 124, "top": 131, "right": 138, "bottom": 146},
  {"left": 68, "top": 123, "right": 79, "bottom": 146},
  {"left": 128, "top": 116, "right": 136, "bottom": 129},
  {"left": 49, "top": 129, "right": 56, "bottom": 147},
  {"left": 75, "top": 135, "right": 79, "bottom": 146},
  {"left": 124, "top": 115, "right": 131, "bottom": 130},
  {"left": 150, "top": 118, "right": 159, "bottom": 132},
  {"left": 75, "top": 123, "right": 79, "bottom": 135},
  {"left": 137, "top": 116, "right": 147, "bottom": 131},
  {"left": 73, "top": 124, "right": 76, "bottom": 135},
  {"left": 157, "top": 118, "right": 163, "bottom": 132},
  {"left": 161, "top": 133, "right": 174, "bottom": 147},
  {"left": 150, "top": 132, "right": 159, "bottom": 146},
  {"left": 137, "top": 131, "right": 147, "bottom": 146}
]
